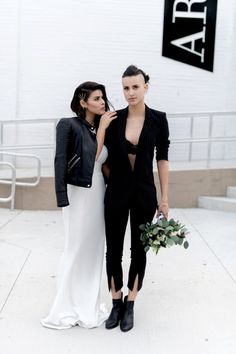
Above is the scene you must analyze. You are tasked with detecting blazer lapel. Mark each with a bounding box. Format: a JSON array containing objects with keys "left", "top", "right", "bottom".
[
  {"left": 137, "top": 105, "right": 152, "bottom": 147},
  {"left": 117, "top": 107, "right": 132, "bottom": 169},
  {"left": 117, "top": 107, "right": 128, "bottom": 152}
]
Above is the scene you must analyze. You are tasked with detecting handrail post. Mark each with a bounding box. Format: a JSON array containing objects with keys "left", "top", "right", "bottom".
[
  {"left": 189, "top": 115, "right": 194, "bottom": 162},
  {"left": 0, "top": 161, "right": 16, "bottom": 211},
  {"left": 207, "top": 114, "right": 213, "bottom": 168},
  {"left": 0, "top": 151, "right": 41, "bottom": 187}
]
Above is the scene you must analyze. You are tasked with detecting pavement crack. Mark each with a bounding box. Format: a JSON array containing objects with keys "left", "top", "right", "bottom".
[
  {"left": 0, "top": 250, "right": 31, "bottom": 314},
  {"left": 0, "top": 210, "right": 23, "bottom": 231}
]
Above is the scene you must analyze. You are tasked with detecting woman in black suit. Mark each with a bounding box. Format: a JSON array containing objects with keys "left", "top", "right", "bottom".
[{"left": 104, "top": 65, "right": 170, "bottom": 332}]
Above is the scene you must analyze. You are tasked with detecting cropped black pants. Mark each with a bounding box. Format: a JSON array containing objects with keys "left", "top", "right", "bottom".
[{"left": 104, "top": 199, "right": 156, "bottom": 292}]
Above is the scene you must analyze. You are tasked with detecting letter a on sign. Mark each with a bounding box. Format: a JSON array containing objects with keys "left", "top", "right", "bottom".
[{"left": 162, "top": 0, "right": 218, "bottom": 71}]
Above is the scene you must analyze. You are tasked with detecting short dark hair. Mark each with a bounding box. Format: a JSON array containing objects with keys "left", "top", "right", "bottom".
[
  {"left": 122, "top": 65, "right": 150, "bottom": 83},
  {"left": 70, "top": 81, "right": 110, "bottom": 118}
]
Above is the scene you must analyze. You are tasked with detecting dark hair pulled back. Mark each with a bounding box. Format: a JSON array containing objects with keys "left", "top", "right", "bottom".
[
  {"left": 122, "top": 65, "right": 150, "bottom": 83},
  {"left": 70, "top": 81, "right": 110, "bottom": 118}
]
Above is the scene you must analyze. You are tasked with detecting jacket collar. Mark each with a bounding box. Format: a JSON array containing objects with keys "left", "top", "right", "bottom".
[{"left": 76, "top": 116, "right": 96, "bottom": 134}]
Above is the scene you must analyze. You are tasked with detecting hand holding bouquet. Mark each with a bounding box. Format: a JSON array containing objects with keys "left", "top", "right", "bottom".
[{"left": 140, "top": 214, "right": 189, "bottom": 254}]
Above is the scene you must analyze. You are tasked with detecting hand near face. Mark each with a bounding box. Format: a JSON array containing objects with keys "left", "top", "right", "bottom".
[{"left": 99, "top": 111, "right": 117, "bottom": 130}]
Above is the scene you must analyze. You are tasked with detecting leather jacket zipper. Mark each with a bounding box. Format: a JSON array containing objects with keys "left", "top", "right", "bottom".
[
  {"left": 68, "top": 154, "right": 77, "bottom": 166},
  {"left": 68, "top": 155, "right": 81, "bottom": 173}
]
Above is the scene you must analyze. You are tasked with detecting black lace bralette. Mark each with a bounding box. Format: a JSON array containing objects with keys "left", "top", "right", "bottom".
[{"left": 126, "top": 138, "right": 138, "bottom": 155}]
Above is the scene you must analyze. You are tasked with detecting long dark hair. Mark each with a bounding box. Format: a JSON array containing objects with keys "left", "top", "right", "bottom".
[
  {"left": 122, "top": 65, "right": 150, "bottom": 83},
  {"left": 70, "top": 81, "right": 111, "bottom": 127}
]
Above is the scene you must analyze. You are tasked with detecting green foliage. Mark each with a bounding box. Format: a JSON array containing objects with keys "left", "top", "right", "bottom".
[{"left": 139, "top": 218, "right": 189, "bottom": 255}]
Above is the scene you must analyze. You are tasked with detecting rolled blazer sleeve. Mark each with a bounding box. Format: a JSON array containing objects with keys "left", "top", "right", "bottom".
[
  {"left": 155, "top": 112, "right": 170, "bottom": 162},
  {"left": 54, "top": 118, "right": 71, "bottom": 207}
]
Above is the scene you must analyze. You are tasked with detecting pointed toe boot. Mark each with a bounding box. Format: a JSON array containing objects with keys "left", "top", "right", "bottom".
[
  {"left": 120, "top": 296, "right": 134, "bottom": 332},
  {"left": 105, "top": 296, "right": 123, "bottom": 329}
]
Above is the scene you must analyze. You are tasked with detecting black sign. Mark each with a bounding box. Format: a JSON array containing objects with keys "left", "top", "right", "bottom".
[{"left": 162, "top": 0, "right": 218, "bottom": 72}]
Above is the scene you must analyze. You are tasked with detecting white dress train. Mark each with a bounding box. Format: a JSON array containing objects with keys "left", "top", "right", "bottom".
[{"left": 41, "top": 146, "right": 108, "bottom": 329}]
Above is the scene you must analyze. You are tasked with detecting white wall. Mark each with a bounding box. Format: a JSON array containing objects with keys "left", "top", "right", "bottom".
[
  {"left": 0, "top": 0, "right": 236, "bottom": 169},
  {"left": 1, "top": 0, "right": 236, "bottom": 121}
]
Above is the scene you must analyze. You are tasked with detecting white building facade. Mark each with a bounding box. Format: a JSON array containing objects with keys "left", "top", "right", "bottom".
[{"left": 0, "top": 0, "right": 236, "bottom": 168}]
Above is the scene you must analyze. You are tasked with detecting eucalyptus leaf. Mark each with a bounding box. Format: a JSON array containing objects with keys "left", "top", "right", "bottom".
[
  {"left": 171, "top": 236, "right": 180, "bottom": 243},
  {"left": 184, "top": 240, "right": 189, "bottom": 249},
  {"left": 139, "top": 224, "right": 146, "bottom": 231},
  {"left": 152, "top": 227, "right": 159, "bottom": 235},
  {"left": 166, "top": 238, "right": 174, "bottom": 246},
  {"left": 165, "top": 226, "right": 174, "bottom": 233},
  {"left": 168, "top": 218, "right": 175, "bottom": 225},
  {"left": 156, "top": 219, "right": 163, "bottom": 227},
  {"left": 162, "top": 220, "right": 169, "bottom": 228},
  {"left": 178, "top": 237, "right": 184, "bottom": 245}
]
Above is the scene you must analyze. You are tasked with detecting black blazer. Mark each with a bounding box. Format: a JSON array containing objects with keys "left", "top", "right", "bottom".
[{"left": 104, "top": 105, "right": 170, "bottom": 209}]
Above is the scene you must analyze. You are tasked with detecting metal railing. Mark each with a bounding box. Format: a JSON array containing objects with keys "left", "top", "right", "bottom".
[
  {"left": 0, "top": 119, "right": 55, "bottom": 210},
  {"left": 168, "top": 111, "right": 236, "bottom": 166},
  {"left": 0, "top": 161, "right": 16, "bottom": 210},
  {"left": 0, "top": 152, "right": 41, "bottom": 186},
  {"left": 0, "top": 118, "right": 57, "bottom": 153},
  {"left": 0, "top": 152, "right": 41, "bottom": 210},
  {"left": 1, "top": 113, "right": 235, "bottom": 165}
]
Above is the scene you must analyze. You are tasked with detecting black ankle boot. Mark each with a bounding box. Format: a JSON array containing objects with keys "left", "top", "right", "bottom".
[
  {"left": 105, "top": 295, "right": 123, "bottom": 329},
  {"left": 120, "top": 295, "right": 134, "bottom": 332}
]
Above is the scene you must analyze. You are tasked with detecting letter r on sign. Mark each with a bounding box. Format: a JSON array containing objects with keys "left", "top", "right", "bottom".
[{"left": 172, "top": 0, "right": 207, "bottom": 24}]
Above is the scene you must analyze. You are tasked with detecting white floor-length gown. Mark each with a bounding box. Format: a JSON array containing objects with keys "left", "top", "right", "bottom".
[{"left": 41, "top": 146, "right": 108, "bottom": 329}]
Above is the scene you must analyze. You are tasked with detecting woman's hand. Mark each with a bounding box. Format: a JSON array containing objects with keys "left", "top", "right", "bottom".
[
  {"left": 157, "top": 200, "right": 169, "bottom": 219},
  {"left": 95, "top": 111, "right": 117, "bottom": 160},
  {"left": 99, "top": 111, "right": 117, "bottom": 130}
]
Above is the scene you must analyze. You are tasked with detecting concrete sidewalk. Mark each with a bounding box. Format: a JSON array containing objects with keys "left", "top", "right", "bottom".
[{"left": 0, "top": 207, "right": 236, "bottom": 354}]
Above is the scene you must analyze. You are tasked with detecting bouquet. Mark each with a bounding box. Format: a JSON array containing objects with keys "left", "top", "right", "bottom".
[{"left": 139, "top": 214, "right": 189, "bottom": 254}]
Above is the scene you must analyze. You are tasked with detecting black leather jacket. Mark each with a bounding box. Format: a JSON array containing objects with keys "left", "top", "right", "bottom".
[{"left": 54, "top": 116, "right": 97, "bottom": 207}]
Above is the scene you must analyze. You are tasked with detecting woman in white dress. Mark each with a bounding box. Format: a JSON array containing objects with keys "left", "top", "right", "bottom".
[{"left": 41, "top": 81, "right": 117, "bottom": 329}]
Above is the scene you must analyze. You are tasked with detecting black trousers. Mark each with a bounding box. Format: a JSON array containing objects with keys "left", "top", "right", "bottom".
[{"left": 104, "top": 199, "right": 156, "bottom": 292}]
